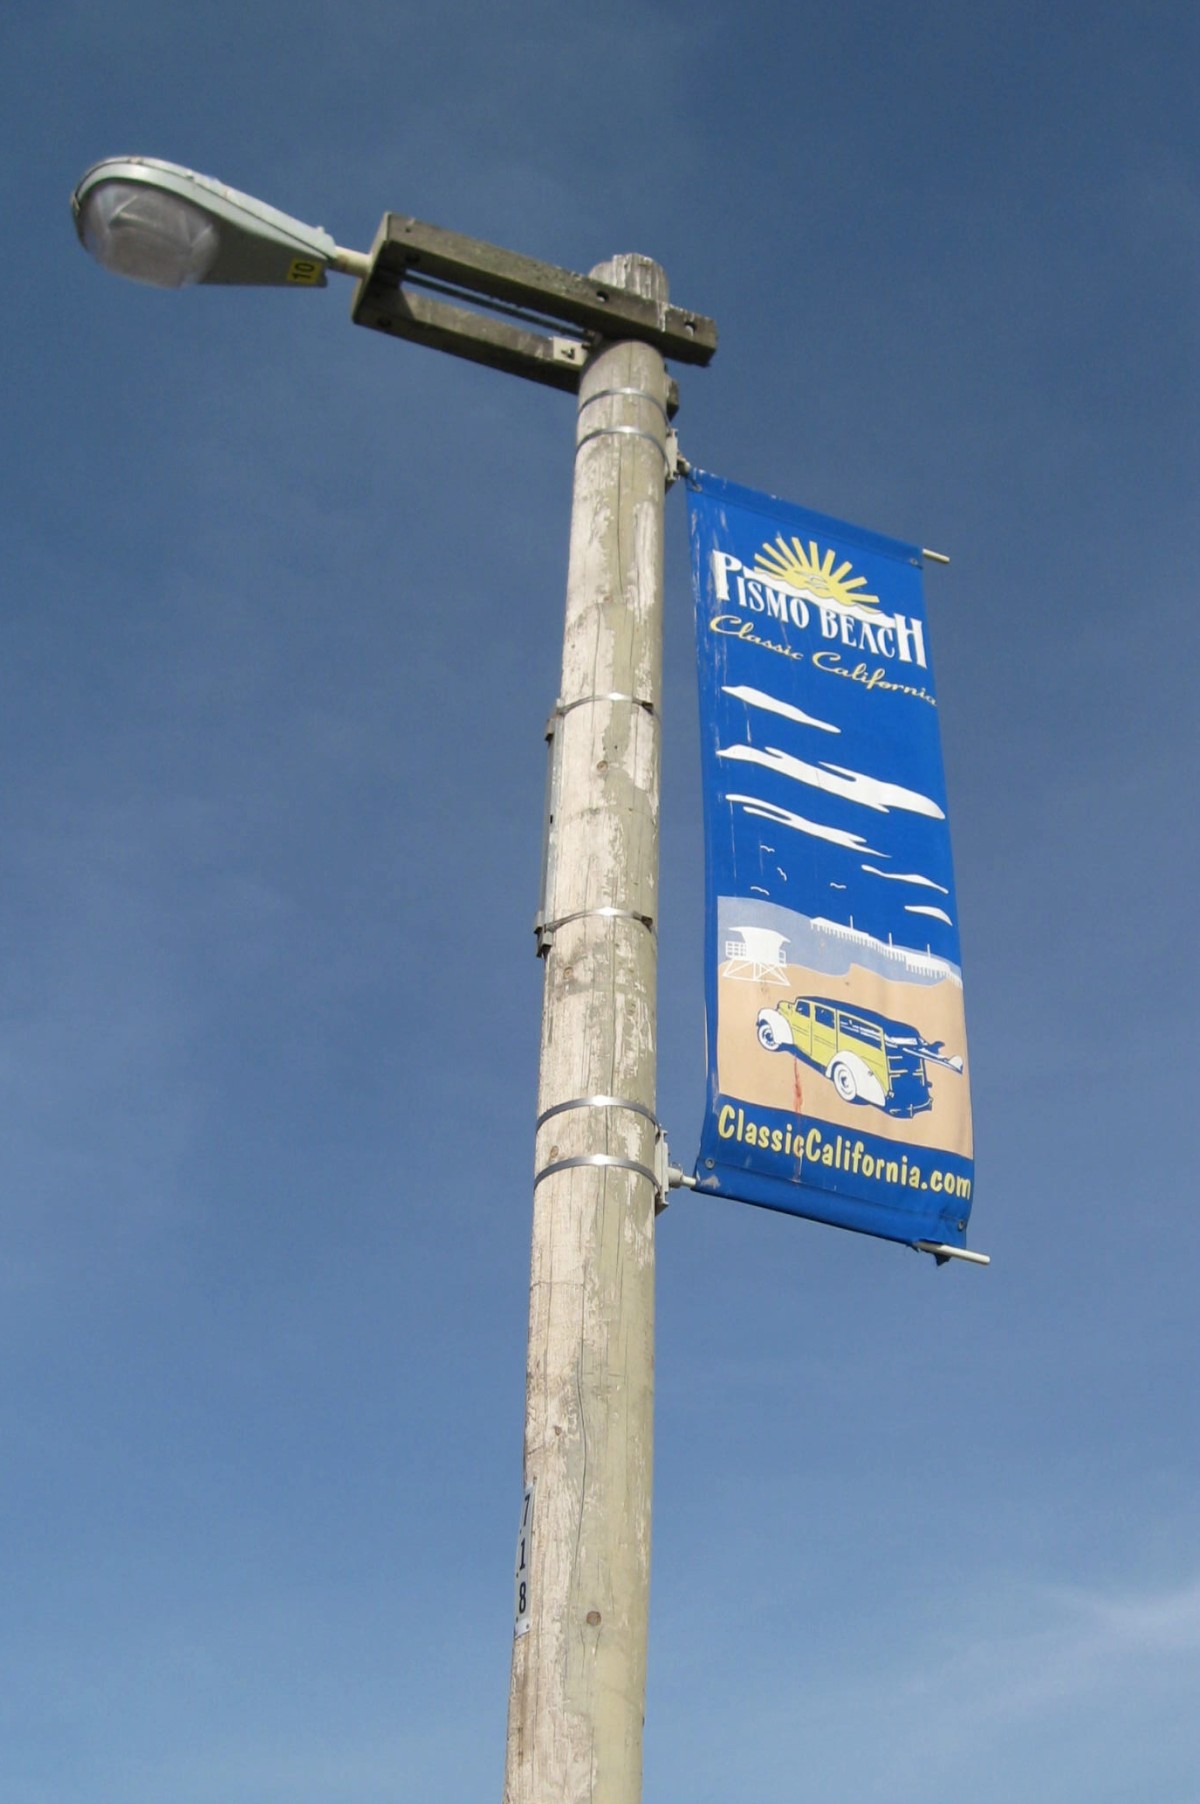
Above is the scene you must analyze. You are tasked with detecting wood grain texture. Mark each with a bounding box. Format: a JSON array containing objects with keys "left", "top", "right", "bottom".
[{"left": 503, "top": 255, "right": 670, "bottom": 1804}]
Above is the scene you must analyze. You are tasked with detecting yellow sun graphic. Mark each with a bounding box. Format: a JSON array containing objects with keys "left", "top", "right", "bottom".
[{"left": 754, "top": 536, "right": 880, "bottom": 609}]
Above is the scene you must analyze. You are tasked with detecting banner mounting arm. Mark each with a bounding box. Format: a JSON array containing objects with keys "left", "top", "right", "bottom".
[{"left": 915, "top": 1241, "right": 990, "bottom": 1266}]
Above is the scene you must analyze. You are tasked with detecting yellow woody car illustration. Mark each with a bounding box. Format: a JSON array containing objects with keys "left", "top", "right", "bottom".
[{"left": 755, "top": 995, "right": 963, "bottom": 1119}]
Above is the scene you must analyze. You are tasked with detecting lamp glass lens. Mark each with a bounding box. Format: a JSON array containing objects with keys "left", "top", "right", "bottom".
[{"left": 80, "top": 182, "right": 220, "bottom": 288}]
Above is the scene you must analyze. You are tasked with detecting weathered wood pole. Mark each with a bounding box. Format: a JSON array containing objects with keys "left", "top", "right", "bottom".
[{"left": 503, "top": 255, "right": 671, "bottom": 1804}]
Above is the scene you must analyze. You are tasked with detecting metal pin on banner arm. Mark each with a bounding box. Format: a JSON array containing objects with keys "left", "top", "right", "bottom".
[{"left": 915, "top": 1241, "right": 990, "bottom": 1266}]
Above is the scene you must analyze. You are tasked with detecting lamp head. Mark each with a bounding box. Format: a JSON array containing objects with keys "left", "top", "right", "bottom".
[{"left": 71, "top": 157, "right": 341, "bottom": 289}]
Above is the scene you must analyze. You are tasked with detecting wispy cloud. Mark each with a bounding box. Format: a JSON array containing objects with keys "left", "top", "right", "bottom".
[
  {"left": 890, "top": 1574, "right": 1200, "bottom": 1759},
  {"left": 654, "top": 1572, "right": 1200, "bottom": 1804}
]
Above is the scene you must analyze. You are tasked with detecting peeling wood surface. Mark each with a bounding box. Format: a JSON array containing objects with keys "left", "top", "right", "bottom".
[{"left": 504, "top": 256, "right": 670, "bottom": 1804}]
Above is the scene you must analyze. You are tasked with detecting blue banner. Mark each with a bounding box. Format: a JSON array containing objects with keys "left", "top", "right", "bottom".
[{"left": 688, "top": 470, "right": 974, "bottom": 1250}]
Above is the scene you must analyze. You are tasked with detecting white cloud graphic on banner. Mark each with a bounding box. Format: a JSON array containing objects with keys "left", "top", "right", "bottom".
[
  {"left": 726, "top": 793, "right": 886, "bottom": 856},
  {"left": 718, "top": 742, "right": 945, "bottom": 817},
  {"left": 862, "top": 864, "right": 950, "bottom": 894},
  {"left": 722, "top": 685, "right": 840, "bottom": 734}
]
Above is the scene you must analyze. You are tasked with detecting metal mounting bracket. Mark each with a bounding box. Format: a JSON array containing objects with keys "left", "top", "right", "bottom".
[
  {"left": 351, "top": 214, "right": 713, "bottom": 398},
  {"left": 530, "top": 1100, "right": 682, "bottom": 1218}
]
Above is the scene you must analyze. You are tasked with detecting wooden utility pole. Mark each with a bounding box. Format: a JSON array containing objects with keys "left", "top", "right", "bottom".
[
  {"left": 72, "top": 167, "right": 715, "bottom": 1804},
  {"left": 504, "top": 256, "right": 671, "bottom": 1804}
]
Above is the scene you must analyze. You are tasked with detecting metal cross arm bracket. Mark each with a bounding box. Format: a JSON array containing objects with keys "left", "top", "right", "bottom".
[
  {"left": 350, "top": 213, "right": 716, "bottom": 394},
  {"left": 352, "top": 279, "right": 592, "bottom": 395}
]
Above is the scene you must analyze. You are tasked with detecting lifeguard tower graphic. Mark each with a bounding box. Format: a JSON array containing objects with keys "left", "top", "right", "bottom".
[{"left": 723, "top": 925, "right": 789, "bottom": 983}]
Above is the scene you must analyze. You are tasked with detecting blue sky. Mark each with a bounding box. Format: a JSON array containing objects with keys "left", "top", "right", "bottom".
[{"left": 2, "top": 4, "right": 1197, "bottom": 1801}]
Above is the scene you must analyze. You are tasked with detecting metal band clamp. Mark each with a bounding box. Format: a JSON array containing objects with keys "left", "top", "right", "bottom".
[
  {"left": 553, "top": 691, "right": 655, "bottom": 720},
  {"left": 575, "top": 423, "right": 673, "bottom": 475},
  {"left": 536, "top": 904, "right": 655, "bottom": 938},
  {"left": 577, "top": 385, "right": 673, "bottom": 430},
  {"left": 536, "top": 1094, "right": 658, "bottom": 1132},
  {"left": 533, "top": 1153, "right": 660, "bottom": 1192}
]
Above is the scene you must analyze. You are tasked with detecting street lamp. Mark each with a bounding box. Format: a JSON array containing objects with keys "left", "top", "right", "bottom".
[
  {"left": 72, "top": 155, "right": 716, "bottom": 1804},
  {"left": 71, "top": 156, "right": 369, "bottom": 287}
]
